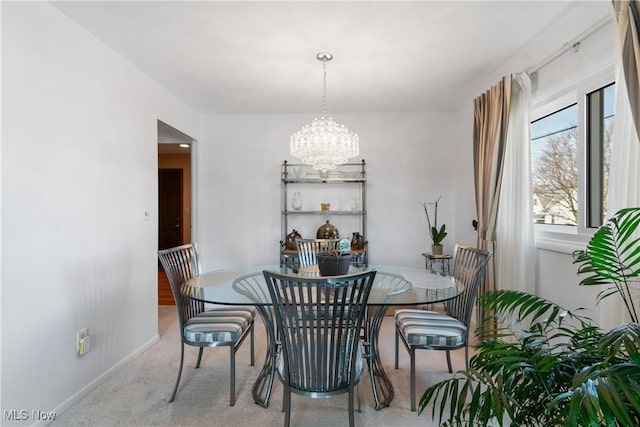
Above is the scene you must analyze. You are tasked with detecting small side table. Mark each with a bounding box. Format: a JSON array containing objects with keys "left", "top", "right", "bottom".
[{"left": 422, "top": 253, "right": 453, "bottom": 276}]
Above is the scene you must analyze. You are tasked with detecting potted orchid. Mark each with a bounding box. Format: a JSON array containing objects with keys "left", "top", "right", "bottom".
[{"left": 421, "top": 196, "right": 447, "bottom": 255}]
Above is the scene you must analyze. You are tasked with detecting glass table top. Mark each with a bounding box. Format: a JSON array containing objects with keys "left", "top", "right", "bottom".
[{"left": 182, "top": 264, "right": 461, "bottom": 306}]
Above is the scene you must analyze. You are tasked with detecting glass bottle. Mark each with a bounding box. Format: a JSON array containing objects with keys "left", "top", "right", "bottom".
[{"left": 292, "top": 192, "right": 302, "bottom": 210}]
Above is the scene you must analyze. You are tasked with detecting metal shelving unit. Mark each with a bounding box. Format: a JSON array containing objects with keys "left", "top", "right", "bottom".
[{"left": 280, "top": 159, "right": 367, "bottom": 266}]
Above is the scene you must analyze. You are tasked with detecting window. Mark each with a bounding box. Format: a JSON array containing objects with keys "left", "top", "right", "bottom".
[
  {"left": 531, "top": 82, "right": 615, "bottom": 229},
  {"left": 531, "top": 104, "right": 578, "bottom": 225}
]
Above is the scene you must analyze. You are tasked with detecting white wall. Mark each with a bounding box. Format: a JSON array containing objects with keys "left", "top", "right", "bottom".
[
  {"left": 1, "top": 2, "right": 198, "bottom": 422},
  {"left": 451, "top": 7, "right": 615, "bottom": 318},
  {"left": 195, "top": 112, "right": 458, "bottom": 271},
  {"left": 451, "top": 102, "right": 479, "bottom": 249}
]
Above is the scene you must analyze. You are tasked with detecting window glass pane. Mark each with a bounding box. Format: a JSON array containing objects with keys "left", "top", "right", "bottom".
[{"left": 531, "top": 104, "right": 578, "bottom": 225}]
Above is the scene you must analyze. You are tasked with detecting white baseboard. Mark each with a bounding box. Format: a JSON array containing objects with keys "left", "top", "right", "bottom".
[{"left": 35, "top": 334, "right": 160, "bottom": 426}]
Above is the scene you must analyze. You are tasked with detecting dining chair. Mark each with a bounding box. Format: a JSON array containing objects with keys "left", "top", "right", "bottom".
[
  {"left": 295, "top": 238, "right": 339, "bottom": 268},
  {"left": 263, "top": 269, "right": 377, "bottom": 427},
  {"left": 158, "top": 243, "right": 255, "bottom": 406},
  {"left": 393, "top": 244, "right": 492, "bottom": 411}
]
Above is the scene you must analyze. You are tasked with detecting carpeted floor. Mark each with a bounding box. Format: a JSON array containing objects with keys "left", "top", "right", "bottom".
[{"left": 51, "top": 306, "right": 471, "bottom": 426}]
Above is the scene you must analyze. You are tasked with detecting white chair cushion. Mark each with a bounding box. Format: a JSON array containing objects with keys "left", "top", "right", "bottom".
[
  {"left": 395, "top": 309, "right": 466, "bottom": 347},
  {"left": 183, "top": 307, "right": 254, "bottom": 344}
]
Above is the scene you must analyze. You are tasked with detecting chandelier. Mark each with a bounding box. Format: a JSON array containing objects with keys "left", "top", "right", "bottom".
[{"left": 290, "top": 52, "right": 359, "bottom": 173}]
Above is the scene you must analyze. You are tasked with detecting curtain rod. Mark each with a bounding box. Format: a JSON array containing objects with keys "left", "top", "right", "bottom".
[{"left": 526, "top": 15, "right": 612, "bottom": 77}]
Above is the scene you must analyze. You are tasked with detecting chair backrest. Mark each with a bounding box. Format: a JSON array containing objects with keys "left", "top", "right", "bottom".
[
  {"left": 158, "top": 243, "right": 204, "bottom": 327},
  {"left": 295, "top": 238, "right": 339, "bottom": 268},
  {"left": 446, "top": 244, "right": 492, "bottom": 327},
  {"left": 263, "top": 270, "right": 377, "bottom": 396}
]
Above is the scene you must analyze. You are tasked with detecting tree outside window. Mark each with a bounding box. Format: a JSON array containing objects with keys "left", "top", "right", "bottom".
[{"left": 531, "top": 105, "right": 579, "bottom": 225}]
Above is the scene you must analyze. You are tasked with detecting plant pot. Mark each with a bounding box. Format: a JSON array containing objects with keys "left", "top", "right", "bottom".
[
  {"left": 431, "top": 244, "right": 443, "bottom": 256},
  {"left": 316, "top": 252, "right": 351, "bottom": 276}
]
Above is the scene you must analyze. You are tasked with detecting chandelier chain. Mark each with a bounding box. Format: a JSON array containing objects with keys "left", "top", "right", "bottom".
[{"left": 322, "top": 60, "right": 328, "bottom": 117}]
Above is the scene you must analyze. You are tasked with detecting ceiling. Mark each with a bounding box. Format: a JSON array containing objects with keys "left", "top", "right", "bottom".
[
  {"left": 157, "top": 121, "right": 193, "bottom": 153},
  {"left": 52, "top": 1, "right": 611, "bottom": 115}
]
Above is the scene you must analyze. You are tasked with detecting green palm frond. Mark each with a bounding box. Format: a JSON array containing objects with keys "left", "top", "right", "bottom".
[
  {"left": 598, "top": 322, "right": 640, "bottom": 361},
  {"left": 573, "top": 207, "right": 640, "bottom": 322},
  {"left": 477, "top": 290, "right": 591, "bottom": 337}
]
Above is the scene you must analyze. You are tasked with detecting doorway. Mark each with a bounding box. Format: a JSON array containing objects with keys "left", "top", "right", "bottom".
[
  {"left": 158, "top": 169, "right": 183, "bottom": 250},
  {"left": 158, "top": 120, "right": 194, "bottom": 305}
]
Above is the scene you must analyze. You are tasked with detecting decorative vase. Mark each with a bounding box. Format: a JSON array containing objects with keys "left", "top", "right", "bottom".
[
  {"left": 316, "top": 252, "right": 351, "bottom": 276},
  {"left": 351, "top": 232, "right": 365, "bottom": 250},
  {"left": 285, "top": 229, "right": 301, "bottom": 250},
  {"left": 431, "top": 244, "right": 443, "bottom": 256},
  {"left": 292, "top": 192, "right": 302, "bottom": 210},
  {"left": 317, "top": 220, "right": 336, "bottom": 239}
]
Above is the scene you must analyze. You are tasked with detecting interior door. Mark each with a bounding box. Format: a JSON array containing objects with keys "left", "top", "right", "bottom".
[{"left": 158, "top": 169, "right": 183, "bottom": 250}]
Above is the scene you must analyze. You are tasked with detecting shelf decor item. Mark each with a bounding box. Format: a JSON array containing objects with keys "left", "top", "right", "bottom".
[
  {"left": 289, "top": 52, "right": 359, "bottom": 173},
  {"left": 351, "top": 232, "right": 365, "bottom": 250},
  {"left": 285, "top": 229, "right": 302, "bottom": 250},
  {"left": 320, "top": 203, "right": 330, "bottom": 211},
  {"left": 421, "top": 196, "right": 447, "bottom": 255},
  {"left": 292, "top": 192, "right": 302, "bottom": 210},
  {"left": 316, "top": 220, "right": 336, "bottom": 239}
]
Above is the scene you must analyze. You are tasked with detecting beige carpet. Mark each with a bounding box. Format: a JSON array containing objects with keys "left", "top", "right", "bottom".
[{"left": 51, "top": 306, "right": 471, "bottom": 426}]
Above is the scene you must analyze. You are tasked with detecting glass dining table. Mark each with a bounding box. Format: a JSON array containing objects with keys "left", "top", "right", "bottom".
[{"left": 182, "top": 264, "right": 462, "bottom": 410}]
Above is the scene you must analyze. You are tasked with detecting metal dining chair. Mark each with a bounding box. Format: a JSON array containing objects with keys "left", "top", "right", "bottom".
[
  {"left": 295, "top": 238, "right": 339, "bottom": 268},
  {"left": 158, "top": 243, "right": 255, "bottom": 406},
  {"left": 263, "top": 269, "right": 377, "bottom": 427},
  {"left": 394, "top": 244, "right": 492, "bottom": 411}
]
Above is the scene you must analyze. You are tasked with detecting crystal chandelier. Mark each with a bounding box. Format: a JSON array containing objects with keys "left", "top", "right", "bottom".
[{"left": 290, "top": 52, "right": 359, "bottom": 173}]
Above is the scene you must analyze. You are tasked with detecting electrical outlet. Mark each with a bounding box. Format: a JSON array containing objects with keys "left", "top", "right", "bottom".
[
  {"left": 77, "top": 328, "right": 88, "bottom": 355},
  {"left": 80, "top": 336, "right": 91, "bottom": 354}
]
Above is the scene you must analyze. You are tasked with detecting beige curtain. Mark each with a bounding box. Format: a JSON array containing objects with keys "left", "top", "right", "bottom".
[
  {"left": 613, "top": 0, "right": 640, "bottom": 139},
  {"left": 601, "top": 1, "right": 640, "bottom": 329},
  {"left": 473, "top": 75, "right": 512, "bottom": 324}
]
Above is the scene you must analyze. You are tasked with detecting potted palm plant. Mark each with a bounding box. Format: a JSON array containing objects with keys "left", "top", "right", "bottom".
[
  {"left": 420, "top": 207, "right": 640, "bottom": 426},
  {"left": 421, "top": 196, "right": 447, "bottom": 255}
]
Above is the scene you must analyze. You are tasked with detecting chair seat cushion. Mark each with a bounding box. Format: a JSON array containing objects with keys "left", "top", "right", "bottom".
[
  {"left": 395, "top": 309, "right": 466, "bottom": 348},
  {"left": 183, "top": 307, "right": 254, "bottom": 344}
]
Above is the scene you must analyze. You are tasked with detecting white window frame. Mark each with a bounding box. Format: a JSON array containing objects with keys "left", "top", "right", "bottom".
[{"left": 531, "top": 66, "right": 615, "bottom": 254}]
